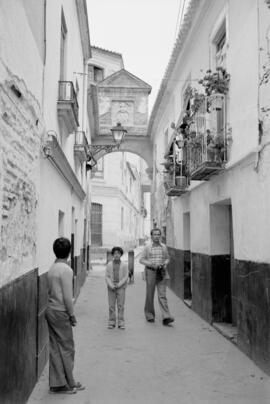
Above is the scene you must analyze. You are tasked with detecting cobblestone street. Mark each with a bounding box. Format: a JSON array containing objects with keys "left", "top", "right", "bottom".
[{"left": 28, "top": 258, "right": 270, "bottom": 404}]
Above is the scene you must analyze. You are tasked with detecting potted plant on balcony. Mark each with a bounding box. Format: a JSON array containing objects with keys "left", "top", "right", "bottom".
[
  {"left": 199, "top": 67, "right": 230, "bottom": 110},
  {"left": 206, "top": 130, "right": 226, "bottom": 162},
  {"left": 190, "top": 88, "right": 205, "bottom": 116},
  {"left": 174, "top": 161, "right": 187, "bottom": 188}
]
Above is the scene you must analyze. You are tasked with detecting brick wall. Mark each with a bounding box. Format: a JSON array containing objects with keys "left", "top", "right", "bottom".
[{"left": 0, "top": 69, "right": 43, "bottom": 286}]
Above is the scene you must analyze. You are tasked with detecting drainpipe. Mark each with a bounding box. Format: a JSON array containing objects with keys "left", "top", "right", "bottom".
[{"left": 42, "top": 0, "right": 47, "bottom": 111}]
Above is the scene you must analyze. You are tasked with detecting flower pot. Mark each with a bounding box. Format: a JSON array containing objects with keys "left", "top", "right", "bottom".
[
  {"left": 175, "top": 176, "right": 187, "bottom": 188},
  {"left": 210, "top": 93, "right": 224, "bottom": 110}
]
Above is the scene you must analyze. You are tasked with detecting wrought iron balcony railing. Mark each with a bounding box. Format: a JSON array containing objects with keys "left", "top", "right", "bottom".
[{"left": 186, "top": 94, "right": 228, "bottom": 180}]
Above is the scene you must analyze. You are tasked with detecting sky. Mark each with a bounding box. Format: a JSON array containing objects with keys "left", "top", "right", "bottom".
[{"left": 87, "top": 0, "right": 183, "bottom": 113}]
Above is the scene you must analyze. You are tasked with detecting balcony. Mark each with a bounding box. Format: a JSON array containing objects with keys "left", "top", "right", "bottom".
[
  {"left": 74, "top": 131, "right": 89, "bottom": 163},
  {"left": 163, "top": 171, "right": 188, "bottom": 197},
  {"left": 187, "top": 94, "right": 227, "bottom": 180},
  {"left": 57, "top": 81, "right": 79, "bottom": 133}
]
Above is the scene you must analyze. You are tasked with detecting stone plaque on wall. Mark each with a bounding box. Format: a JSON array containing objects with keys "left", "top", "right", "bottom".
[{"left": 111, "top": 101, "right": 134, "bottom": 126}]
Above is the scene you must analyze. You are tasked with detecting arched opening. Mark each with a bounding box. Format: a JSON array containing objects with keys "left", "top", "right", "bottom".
[{"left": 90, "top": 151, "right": 151, "bottom": 253}]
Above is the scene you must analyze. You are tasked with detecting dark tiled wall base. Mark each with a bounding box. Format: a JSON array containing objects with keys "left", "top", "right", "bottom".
[
  {"left": 37, "top": 273, "right": 49, "bottom": 380},
  {"left": 167, "top": 247, "right": 185, "bottom": 300},
  {"left": 191, "top": 253, "right": 213, "bottom": 323},
  {"left": 0, "top": 269, "right": 38, "bottom": 404},
  {"left": 167, "top": 249, "right": 270, "bottom": 374},
  {"left": 234, "top": 259, "right": 270, "bottom": 374}
]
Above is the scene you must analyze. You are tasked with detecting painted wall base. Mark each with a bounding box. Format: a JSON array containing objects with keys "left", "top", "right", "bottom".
[
  {"left": 167, "top": 247, "right": 270, "bottom": 375},
  {"left": 0, "top": 269, "right": 38, "bottom": 404},
  {"left": 234, "top": 259, "right": 270, "bottom": 374},
  {"left": 0, "top": 248, "right": 87, "bottom": 404}
]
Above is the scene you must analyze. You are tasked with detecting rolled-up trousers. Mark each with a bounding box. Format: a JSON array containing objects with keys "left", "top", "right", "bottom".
[
  {"left": 46, "top": 307, "right": 76, "bottom": 388},
  {"left": 144, "top": 268, "right": 171, "bottom": 321}
]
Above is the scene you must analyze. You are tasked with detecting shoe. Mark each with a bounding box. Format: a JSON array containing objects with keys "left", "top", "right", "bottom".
[
  {"left": 163, "top": 317, "right": 174, "bottom": 326},
  {"left": 118, "top": 324, "right": 125, "bottom": 329},
  {"left": 49, "top": 386, "right": 77, "bottom": 394},
  {"left": 72, "top": 382, "right": 85, "bottom": 391},
  {"left": 108, "top": 324, "right": 115, "bottom": 329},
  {"left": 147, "top": 318, "right": 155, "bottom": 323}
]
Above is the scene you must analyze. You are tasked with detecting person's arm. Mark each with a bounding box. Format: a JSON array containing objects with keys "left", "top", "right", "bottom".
[
  {"left": 61, "top": 269, "right": 75, "bottom": 322},
  {"left": 117, "top": 263, "right": 129, "bottom": 288},
  {"left": 105, "top": 264, "right": 115, "bottom": 289}
]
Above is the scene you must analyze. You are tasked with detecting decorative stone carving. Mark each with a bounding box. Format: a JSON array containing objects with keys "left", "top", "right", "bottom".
[{"left": 111, "top": 101, "right": 134, "bottom": 126}]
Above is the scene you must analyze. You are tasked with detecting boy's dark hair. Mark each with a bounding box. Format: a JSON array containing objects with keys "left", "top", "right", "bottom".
[
  {"left": 111, "top": 246, "right": 124, "bottom": 256},
  {"left": 53, "top": 237, "right": 71, "bottom": 259},
  {"left": 150, "top": 228, "right": 161, "bottom": 236}
]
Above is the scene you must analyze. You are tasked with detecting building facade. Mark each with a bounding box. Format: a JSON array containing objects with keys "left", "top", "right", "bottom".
[
  {"left": 0, "top": 1, "right": 92, "bottom": 402},
  {"left": 88, "top": 46, "right": 151, "bottom": 255},
  {"left": 149, "top": 0, "right": 270, "bottom": 373},
  {"left": 91, "top": 152, "right": 149, "bottom": 251}
]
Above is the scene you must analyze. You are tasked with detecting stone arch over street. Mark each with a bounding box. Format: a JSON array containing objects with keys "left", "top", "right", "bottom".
[{"left": 90, "top": 136, "right": 153, "bottom": 178}]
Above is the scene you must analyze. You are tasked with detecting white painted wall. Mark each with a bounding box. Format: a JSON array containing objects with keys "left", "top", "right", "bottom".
[
  {"left": 0, "top": 1, "right": 44, "bottom": 102},
  {"left": 0, "top": 1, "right": 44, "bottom": 285},
  {"left": 37, "top": 0, "right": 90, "bottom": 273},
  {"left": 151, "top": 0, "right": 270, "bottom": 263},
  {"left": 91, "top": 152, "right": 146, "bottom": 249},
  {"left": 90, "top": 48, "right": 124, "bottom": 78}
]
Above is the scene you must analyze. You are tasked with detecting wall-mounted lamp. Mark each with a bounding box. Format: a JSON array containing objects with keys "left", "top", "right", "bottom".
[{"left": 86, "top": 122, "right": 127, "bottom": 170}]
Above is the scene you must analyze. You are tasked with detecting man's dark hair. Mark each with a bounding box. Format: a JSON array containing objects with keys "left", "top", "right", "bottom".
[
  {"left": 53, "top": 237, "right": 71, "bottom": 259},
  {"left": 150, "top": 228, "right": 161, "bottom": 236},
  {"left": 111, "top": 246, "right": 124, "bottom": 256}
]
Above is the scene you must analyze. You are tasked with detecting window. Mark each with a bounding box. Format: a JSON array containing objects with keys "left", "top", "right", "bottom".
[
  {"left": 91, "top": 203, "right": 102, "bottom": 246},
  {"left": 214, "top": 23, "right": 227, "bottom": 137},
  {"left": 214, "top": 20, "right": 226, "bottom": 68},
  {"left": 94, "top": 66, "right": 104, "bottom": 82},
  {"left": 87, "top": 65, "right": 104, "bottom": 83},
  {"left": 60, "top": 9, "right": 67, "bottom": 81},
  {"left": 58, "top": 210, "right": 65, "bottom": 236}
]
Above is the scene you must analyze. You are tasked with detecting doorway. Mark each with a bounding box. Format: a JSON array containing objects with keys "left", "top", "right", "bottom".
[
  {"left": 91, "top": 203, "right": 102, "bottom": 246},
  {"left": 210, "top": 202, "right": 236, "bottom": 340}
]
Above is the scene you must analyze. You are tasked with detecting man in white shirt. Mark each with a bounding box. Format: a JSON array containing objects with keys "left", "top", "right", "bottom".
[{"left": 140, "top": 228, "right": 174, "bottom": 325}]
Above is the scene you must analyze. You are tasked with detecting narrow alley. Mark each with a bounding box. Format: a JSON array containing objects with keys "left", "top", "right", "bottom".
[{"left": 28, "top": 255, "right": 270, "bottom": 404}]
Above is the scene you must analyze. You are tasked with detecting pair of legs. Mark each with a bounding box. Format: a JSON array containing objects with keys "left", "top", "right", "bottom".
[
  {"left": 107, "top": 286, "right": 126, "bottom": 328},
  {"left": 144, "top": 268, "right": 172, "bottom": 321},
  {"left": 46, "top": 308, "right": 76, "bottom": 390}
]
